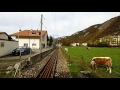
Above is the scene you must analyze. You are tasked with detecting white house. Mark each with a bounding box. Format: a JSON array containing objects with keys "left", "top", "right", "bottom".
[
  {"left": 81, "top": 43, "right": 87, "bottom": 46},
  {"left": 0, "top": 32, "right": 18, "bottom": 57},
  {"left": 70, "top": 43, "right": 80, "bottom": 46},
  {"left": 10, "top": 30, "right": 48, "bottom": 49}
]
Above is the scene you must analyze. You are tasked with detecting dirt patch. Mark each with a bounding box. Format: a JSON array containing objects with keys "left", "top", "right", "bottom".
[{"left": 0, "top": 51, "right": 38, "bottom": 78}]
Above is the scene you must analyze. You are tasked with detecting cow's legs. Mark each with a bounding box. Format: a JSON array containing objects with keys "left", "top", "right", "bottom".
[
  {"left": 94, "top": 64, "right": 97, "bottom": 72},
  {"left": 106, "top": 66, "right": 109, "bottom": 72},
  {"left": 109, "top": 67, "right": 111, "bottom": 74},
  {"left": 106, "top": 65, "right": 111, "bottom": 74}
]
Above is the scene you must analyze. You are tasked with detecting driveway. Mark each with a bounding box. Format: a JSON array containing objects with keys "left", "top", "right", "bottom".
[{"left": 0, "top": 47, "right": 53, "bottom": 61}]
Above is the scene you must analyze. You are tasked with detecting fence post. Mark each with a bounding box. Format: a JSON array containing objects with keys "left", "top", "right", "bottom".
[{"left": 20, "top": 51, "right": 21, "bottom": 61}]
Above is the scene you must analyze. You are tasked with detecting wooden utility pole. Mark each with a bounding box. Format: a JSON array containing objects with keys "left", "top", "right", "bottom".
[
  {"left": 18, "top": 29, "right": 21, "bottom": 47},
  {"left": 40, "top": 14, "right": 43, "bottom": 58},
  {"left": 18, "top": 29, "right": 21, "bottom": 60},
  {"left": 18, "top": 30, "right": 19, "bottom": 47}
]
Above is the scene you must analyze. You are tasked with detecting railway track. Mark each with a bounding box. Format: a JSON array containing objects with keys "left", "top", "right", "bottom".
[
  {"left": 36, "top": 49, "right": 58, "bottom": 78},
  {"left": 18, "top": 48, "right": 58, "bottom": 78}
]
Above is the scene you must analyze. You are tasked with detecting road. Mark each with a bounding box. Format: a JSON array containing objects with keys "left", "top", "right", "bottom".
[{"left": 0, "top": 47, "right": 53, "bottom": 61}]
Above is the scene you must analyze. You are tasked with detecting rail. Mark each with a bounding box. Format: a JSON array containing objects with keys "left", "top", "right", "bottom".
[{"left": 36, "top": 48, "right": 58, "bottom": 78}]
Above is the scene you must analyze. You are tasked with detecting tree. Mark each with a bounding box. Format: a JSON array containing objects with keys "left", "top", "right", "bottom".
[
  {"left": 49, "top": 36, "right": 53, "bottom": 46},
  {"left": 8, "top": 36, "right": 13, "bottom": 41},
  {"left": 97, "top": 42, "right": 109, "bottom": 47}
]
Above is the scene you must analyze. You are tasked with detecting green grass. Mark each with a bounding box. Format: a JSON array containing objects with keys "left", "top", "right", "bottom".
[{"left": 61, "top": 46, "right": 120, "bottom": 78}]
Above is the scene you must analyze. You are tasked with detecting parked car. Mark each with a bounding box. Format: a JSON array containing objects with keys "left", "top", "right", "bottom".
[{"left": 12, "top": 46, "right": 32, "bottom": 56}]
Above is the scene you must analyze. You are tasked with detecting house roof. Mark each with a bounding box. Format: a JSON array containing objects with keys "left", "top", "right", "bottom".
[
  {"left": 0, "top": 32, "right": 14, "bottom": 41},
  {"left": 10, "top": 30, "right": 47, "bottom": 37},
  {"left": 0, "top": 32, "right": 4, "bottom": 34},
  {"left": 0, "top": 32, "right": 8, "bottom": 36}
]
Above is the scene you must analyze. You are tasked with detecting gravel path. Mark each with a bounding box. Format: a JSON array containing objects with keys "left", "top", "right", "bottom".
[{"left": 54, "top": 48, "right": 71, "bottom": 78}]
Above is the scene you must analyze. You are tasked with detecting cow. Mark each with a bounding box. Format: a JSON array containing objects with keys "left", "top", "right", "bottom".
[
  {"left": 90, "top": 57, "right": 112, "bottom": 74},
  {"left": 64, "top": 48, "right": 68, "bottom": 52}
]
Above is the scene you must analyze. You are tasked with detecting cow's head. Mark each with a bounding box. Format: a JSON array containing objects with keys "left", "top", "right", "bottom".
[{"left": 90, "top": 60, "right": 96, "bottom": 69}]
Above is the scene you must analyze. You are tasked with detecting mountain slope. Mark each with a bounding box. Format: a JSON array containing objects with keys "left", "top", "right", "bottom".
[{"left": 58, "top": 15, "right": 120, "bottom": 45}]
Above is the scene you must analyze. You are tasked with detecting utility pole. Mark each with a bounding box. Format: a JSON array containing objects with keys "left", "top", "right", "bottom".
[
  {"left": 18, "top": 29, "right": 22, "bottom": 61},
  {"left": 18, "top": 29, "right": 21, "bottom": 47},
  {"left": 18, "top": 30, "right": 19, "bottom": 47},
  {"left": 40, "top": 14, "right": 43, "bottom": 58},
  {"left": 29, "top": 37, "right": 31, "bottom": 58}
]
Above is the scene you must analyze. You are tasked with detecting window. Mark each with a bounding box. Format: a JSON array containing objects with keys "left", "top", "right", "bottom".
[
  {"left": 32, "top": 43, "right": 36, "bottom": 46},
  {"left": 24, "top": 43, "right": 28, "bottom": 47},
  {"left": 112, "top": 41, "right": 117, "bottom": 44},
  {"left": 39, "top": 32, "right": 41, "bottom": 35},
  {"left": 32, "top": 32, "right": 36, "bottom": 34},
  {"left": 1, "top": 42, "right": 4, "bottom": 47}
]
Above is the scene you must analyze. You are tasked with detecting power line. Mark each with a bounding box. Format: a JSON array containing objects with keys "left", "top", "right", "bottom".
[
  {"left": 52, "top": 12, "right": 57, "bottom": 36},
  {"left": 43, "top": 23, "right": 47, "bottom": 30},
  {"left": 37, "top": 15, "right": 47, "bottom": 30},
  {"left": 37, "top": 15, "right": 45, "bottom": 30},
  {"left": 53, "top": 12, "right": 56, "bottom": 31},
  {"left": 37, "top": 18, "right": 41, "bottom": 30}
]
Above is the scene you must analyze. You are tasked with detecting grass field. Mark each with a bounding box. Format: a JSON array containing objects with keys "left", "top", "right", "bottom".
[{"left": 61, "top": 46, "right": 120, "bottom": 78}]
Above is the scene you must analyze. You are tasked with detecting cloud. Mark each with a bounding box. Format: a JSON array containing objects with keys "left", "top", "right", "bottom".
[{"left": 0, "top": 12, "right": 120, "bottom": 38}]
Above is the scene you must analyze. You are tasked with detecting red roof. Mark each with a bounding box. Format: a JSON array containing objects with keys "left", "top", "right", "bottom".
[{"left": 10, "top": 30, "right": 47, "bottom": 37}]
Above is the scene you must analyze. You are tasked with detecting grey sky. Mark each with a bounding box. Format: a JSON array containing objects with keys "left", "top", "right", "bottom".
[{"left": 0, "top": 12, "right": 120, "bottom": 38}]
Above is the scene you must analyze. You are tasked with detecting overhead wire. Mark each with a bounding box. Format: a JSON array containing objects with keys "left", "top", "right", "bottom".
[
  {"left": 37, "top": 14, "right": 47, "bottom": 30},
  {"left": 43, "top": 23, "right": 47, "bottom": 30},
  {"left": 36, "top": 13, "right": 57, "bottom": 38},
  {"left": 52, "top": 12, "right": 58, "bottom": 38}
]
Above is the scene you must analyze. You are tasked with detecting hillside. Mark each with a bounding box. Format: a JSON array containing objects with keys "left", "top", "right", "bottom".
[{"left": 58, "top": 15, "right": 120, "bottom": 45}]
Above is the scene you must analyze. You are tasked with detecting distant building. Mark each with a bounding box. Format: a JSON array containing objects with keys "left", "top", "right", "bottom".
[
  {"left": 99, "top": 34, "right": 120, "bottom": 46},
  {"left": 0, "top": 32, "right": 18, "bottom": 57},
  {"left": 70, "top": 43, "right": 80, "bottom": 46},
  {"left": 56, "top": 43, "right": 62, "bottom": 47},
  {"left": 81, "top": 43, "right": 87, "bottom": 46},
  {"left": 10, "top": 30, "right": 49, "bottom": 49}
]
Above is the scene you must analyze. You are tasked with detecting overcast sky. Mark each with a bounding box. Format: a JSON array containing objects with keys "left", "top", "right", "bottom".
[{"left": 0, "top": 12, "right": 120, "bottom": 38}]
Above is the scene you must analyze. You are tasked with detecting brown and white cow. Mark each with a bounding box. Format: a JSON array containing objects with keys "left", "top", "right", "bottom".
[{"left": 90, "top": 57, "right": 112, "bottom": 74}]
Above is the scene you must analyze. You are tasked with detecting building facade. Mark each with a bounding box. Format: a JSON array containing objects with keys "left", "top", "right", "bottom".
[
  {"left": 10, "top": 30, "right": 48, "bottom": 49},
  {"left": 99, "top": 34, "right": 120, "bottom": 46},
  {"left": 0, "top": 32, "right": 18, "bottom": 57}
]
